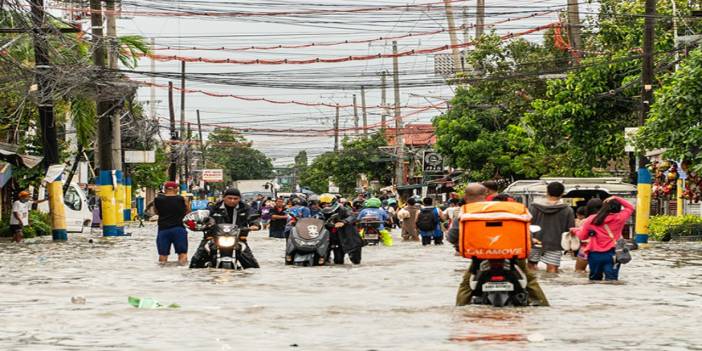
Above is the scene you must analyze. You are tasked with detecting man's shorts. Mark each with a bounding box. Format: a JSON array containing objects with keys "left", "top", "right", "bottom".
[
  {"left": 156, "top": 226, "right": 188, "bottom": 256},
  {"left": 528, "top": 247, "right": 562, "bottom": 267},
  {"left": 9, "top": 224, "right": 22, "bottom": 235}
]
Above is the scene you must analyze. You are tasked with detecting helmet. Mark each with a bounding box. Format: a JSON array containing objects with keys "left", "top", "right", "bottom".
[
  {"left": 364, "top": 197, "right": 382, "bottom": 208},
  {"left": 319, "top": 193, "right": 336, "bottom": 205}
]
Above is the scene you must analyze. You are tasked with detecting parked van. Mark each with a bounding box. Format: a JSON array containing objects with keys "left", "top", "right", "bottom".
[
  {"left": 37, "top": 182, "right": 93, "bottom": 233},
  {"left": 504, "top": 177, "right": 637, "bottom": 239}
]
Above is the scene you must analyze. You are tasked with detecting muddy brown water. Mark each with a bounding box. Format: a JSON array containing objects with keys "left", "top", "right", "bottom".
[{"left": 1, "top": 225, "right": 701, "bottom": 350}]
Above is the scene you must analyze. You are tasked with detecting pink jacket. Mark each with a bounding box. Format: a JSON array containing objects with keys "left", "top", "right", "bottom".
[{"left": 576, "top": 197, "right": 634, "bottom": 253}]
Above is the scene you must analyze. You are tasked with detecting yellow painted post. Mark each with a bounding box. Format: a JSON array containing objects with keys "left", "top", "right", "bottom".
[
  {"left": 99, "top": 170, "right": 118, "bottom": 236},
  {"left": 48, "top": 181, "right": 67, "bottom": 240},
  {"left": 114, "top": 170, "right": 125, "bottom": 234},
  {"left": 635, "top": 168, "right": 652, "bottom": 243},
  {"left": 124, "top": 176, "right": 132, "bottom": 221},
  {"left": 676, "top": 178, "right": 684, "bottom": 217}
]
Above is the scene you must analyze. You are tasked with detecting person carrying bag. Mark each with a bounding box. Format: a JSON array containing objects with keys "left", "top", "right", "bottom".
[{"left": 576, "top": 196, "right": 634, "bottom": 281}]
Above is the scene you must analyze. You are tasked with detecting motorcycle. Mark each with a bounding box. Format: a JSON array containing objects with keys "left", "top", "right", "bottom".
[
  {"left": 358, "top": 216, "right": 382, "bottom": 246},
  {"left": 285, "top": 216, "right": 331, "bottom": 266},
  {"left": 185, "top": 210, "right": 257, "bottom": 270},
  {"left": 468, "top": 225, "right": 542, "bottom": 307}
]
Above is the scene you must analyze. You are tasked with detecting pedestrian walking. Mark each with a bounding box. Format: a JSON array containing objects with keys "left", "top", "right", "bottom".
[
  {"left": 397, "top": 197, "right": 420, "bottom": 241},
  {"left": 9, "top": 191, "right": 40, "bottom": 243},
  {"left": 576, "top": 196, "right": 634, "bottom": 281},
  {"left": 527, "top": 182, "right": 575, "bottom": 273},
  {"left": 154, "top": 181, "right": 190, "bottom": 265},
  {"left": 269, "top": 197, "right": 288, "bottom": 239},
  {"left": 417, "top": 197, "right": 444, "bottom": 246},
  {"left": 260, "top": 200, "right": 273, "bottom": 230}
]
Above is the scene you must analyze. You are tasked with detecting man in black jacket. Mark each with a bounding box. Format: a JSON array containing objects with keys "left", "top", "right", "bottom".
[
  {"left": 319, "top": 193, "right": 363, "bottom": 264},
  {"left": 190, "top": 188, "right": 261, "bottom": 269}
]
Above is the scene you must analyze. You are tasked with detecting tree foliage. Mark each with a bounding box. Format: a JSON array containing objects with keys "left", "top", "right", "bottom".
[
  {"left": 300, "top": 133, "right": 392, "bottom": 194},
  {"left": 638, "top": 49, "right": 702, "bottom": 173},
  {"left": 205, "top": 128, "right": 273, "bottom": 183}
]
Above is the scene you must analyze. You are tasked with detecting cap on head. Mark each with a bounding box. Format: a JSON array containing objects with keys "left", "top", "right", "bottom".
[
  {"left": 19, "top": 191, "right": 30, "bottom": 198},
  {"left": 164, "top": 181, "right": 179, "bottom": 190},
  {"left": 224, "top": 188, "right": 242, "bottom": 197}
]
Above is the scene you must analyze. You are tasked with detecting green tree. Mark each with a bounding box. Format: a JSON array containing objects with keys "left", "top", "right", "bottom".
[
  {"left": 638, "top": 49, "right": 702, "bottom": 173},
  {"left": 205, "top": 128, "right": 273, "bottom": 182},
  {"left": 433, "top": 34, "right": 561, "bottom": 180},
  {"left": 300, "top": 133, "right": 392, "bottom": 194},
  {"left": 130, "top": 146, "right": 169, "bottom": 189}
]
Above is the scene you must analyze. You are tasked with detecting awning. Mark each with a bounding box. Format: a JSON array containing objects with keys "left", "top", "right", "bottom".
[
  {"left": 0, "top": 161, "right": 11, "bottom": 188},
  {"left": 0, "top": 142, "right": 43, "bottom": 169}
]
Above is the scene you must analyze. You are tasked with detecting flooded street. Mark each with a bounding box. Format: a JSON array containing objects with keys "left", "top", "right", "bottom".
[{"left": 1, "top": 225, "right": 701, "bottom": 350}]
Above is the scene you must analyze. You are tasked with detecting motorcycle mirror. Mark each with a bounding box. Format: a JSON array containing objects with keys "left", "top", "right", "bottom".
[{"left": 529, "top": 225, "right": 542, "bottom": 233}]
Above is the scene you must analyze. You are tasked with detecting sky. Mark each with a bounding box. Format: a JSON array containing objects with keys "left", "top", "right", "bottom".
[{"left": 72, "top": 0, "right": 597, "bottom": 167}]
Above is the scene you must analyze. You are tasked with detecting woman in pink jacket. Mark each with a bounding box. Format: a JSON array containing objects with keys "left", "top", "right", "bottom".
[{"left": 576, "top": 196, "right": 634, "bottom": 281}]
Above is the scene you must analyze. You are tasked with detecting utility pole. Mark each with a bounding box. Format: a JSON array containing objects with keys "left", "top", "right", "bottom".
[
  {"left": 91, "top": 0, "right": 124, "bottom": 236},
  {"left": 392, "top": 41, "right": 404, "bottom": 186},
  {"left": 91, "top": 0, "right": 112, "bottom": 172},
  {"left": 30, "top": 0, "right": 58, "bottom": 167},
  {"left": 443, "top": 0, "right": 463, "bottom": 74},
  {"left": 31, "top": 0, "right": 67, "bottom": 241},
  {"left": 179, "top": 60, "right": 186, "bottom": 182},
  {"left": 360, "top": 85, "right": 368, "bottom": 136},
  {"left": 566, "top": 0, "right": 583, "bottom": 62},
  {"left": 476, "top": 0, "right": 485, "bottom": 39},
  {"left": 149, "top": 38, "right": 157, "bottom": 119},
  {"left": 334, "top": 104, "right": 340, "bottom": 152},
  {"left": 196, "top": 109, "right": 205, "bottom": 168},
  {"left": 463, "top": 5, "right": 470, "bottom": 43},
  {"left": 106, "top": 0, "right": 121, "bottom": 171},
  {"left": 185, "top": 122, "right": 191, "bottom": 185},
  {"left": 168, "top": 81, "right": 178, "bottom": 181},
  {"left": 353, "top": 94, "right": 359, "bottom": 134},
  {"left": 380, "top": 71, "right": 388, "bottom": 129},
  {"left": 634, "top": 0, "right": 656, "bottom": 244}
]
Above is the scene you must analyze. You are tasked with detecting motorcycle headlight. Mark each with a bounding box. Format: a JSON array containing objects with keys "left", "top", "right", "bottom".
[{"left": 218, "top": 236, "right": 236, "bottom": 247}]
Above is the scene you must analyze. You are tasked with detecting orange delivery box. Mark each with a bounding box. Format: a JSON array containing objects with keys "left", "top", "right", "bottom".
[{"left": 458, "top": 201, "right": 533, "bottom": 260}]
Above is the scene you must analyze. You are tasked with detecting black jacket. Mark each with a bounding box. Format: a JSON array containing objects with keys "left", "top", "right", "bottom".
[{"left": 207, "top": 201, "right": 258, "bottom": 237}]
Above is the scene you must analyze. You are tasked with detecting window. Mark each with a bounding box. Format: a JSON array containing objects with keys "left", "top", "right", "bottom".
[{"left": 64, "top": 187, "right": 82, "bottom": 211}]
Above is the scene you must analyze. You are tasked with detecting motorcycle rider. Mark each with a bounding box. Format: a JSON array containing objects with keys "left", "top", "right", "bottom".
[
  {"left": 447, "top": 183, "right": 549, "bottom": 306},
  {"left": 357, "top": 197, "right": 393, "bottom": 246},
  {"left": 319, "top": 193, "right": 363, "bottom": 264},
  {"left": 190, "top": 188, "right": 261, "bottom": 269}
]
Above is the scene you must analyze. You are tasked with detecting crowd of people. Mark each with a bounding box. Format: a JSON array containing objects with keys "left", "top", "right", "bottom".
[{"left": 149, "top": 178, "right": 634, "bottom": 306}]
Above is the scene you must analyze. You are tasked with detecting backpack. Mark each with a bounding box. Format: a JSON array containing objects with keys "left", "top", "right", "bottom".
[
  {"left": 605, "top": 224, "right": 632, "bottom": 264},
  {"left": 416, "top": 208, "right": 438, "bottom": 231}
]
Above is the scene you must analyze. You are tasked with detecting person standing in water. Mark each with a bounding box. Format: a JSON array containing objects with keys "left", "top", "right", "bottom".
[{"left": 154, "top": 181, "right": 190, "bottom": 265}]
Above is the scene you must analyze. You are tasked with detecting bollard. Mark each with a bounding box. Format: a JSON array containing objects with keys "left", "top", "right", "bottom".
[
  {"left": 124, "top": 176, "right": 132, "bottom": 221},
  {"left": 47, "top": 181, "right": 67, "bottom": 241},
  {"left": 99, "top": 170, "right": 118, "bottom": 236},
  {"left": 635, "top": 168, "right": 652, "bottom": 243},
  {"left": 676, "top": 178, "right": 684, "bottom": 217},
  {"left": 114, "top": 170, "right": 125, "bottom": 235}
]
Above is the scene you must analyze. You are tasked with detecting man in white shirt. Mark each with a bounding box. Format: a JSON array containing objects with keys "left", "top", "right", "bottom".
[{"left": 10, "top": 191, "right": 32, "bottom": 242}]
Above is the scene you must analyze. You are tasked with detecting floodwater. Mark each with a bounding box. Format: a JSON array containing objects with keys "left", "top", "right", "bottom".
[{"left": 1, "top": 225, "right": 701, "bottom": 351}]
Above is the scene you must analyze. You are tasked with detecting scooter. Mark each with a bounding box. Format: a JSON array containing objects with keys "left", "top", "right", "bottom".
[
  {"left": 185, "top": 210, "right": 254, "bottom": 270},
  {"left": 468, "top": 225, "right": 541, "bottom": 307},
  {"left": 359, "top": 217, "right": 382, "bottom": 246},
  {"left": 285, "top": 216, "right": 331, "bottom": 266}
]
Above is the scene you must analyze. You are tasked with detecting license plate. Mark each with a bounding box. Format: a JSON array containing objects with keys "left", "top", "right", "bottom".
[
  {"left": 482, "top": 282, "right": 514, "bottom": 292},
  {"left": 366, "top": 233, "right": 379, "bottom": 240},
  {"left": 219, "top": 257, "right": 234, "bottom": 262}
]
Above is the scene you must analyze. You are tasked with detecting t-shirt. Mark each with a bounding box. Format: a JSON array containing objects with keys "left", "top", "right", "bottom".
[
  {"left": 154, "top": 194, "right": 187, "bottom": 230},
  {"left": 269, "top": 206, "right": 287, "bottom": 231},
  {"left": 261, "top": 206, "right": 273, "bottom": 221},
  {"left": 11, "top": 200, "right": 30, "bottom": 226}
]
